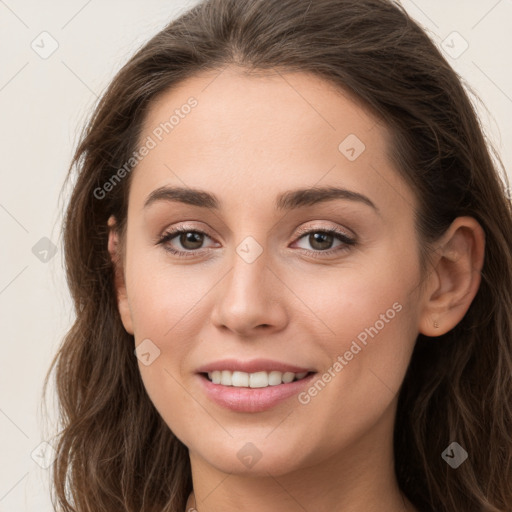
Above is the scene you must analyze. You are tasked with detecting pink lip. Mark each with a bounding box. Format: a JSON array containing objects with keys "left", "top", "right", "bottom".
[
  {"left": 198, "top": 372, "right": 317, "bottom": 413},
  {"left": 195, "top": 358, "right": 315, "bottom": 374}
]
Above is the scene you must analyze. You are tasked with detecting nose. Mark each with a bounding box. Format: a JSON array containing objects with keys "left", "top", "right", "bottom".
[{"left": 210, "top": 243, "right": 288, "bottom": 337}]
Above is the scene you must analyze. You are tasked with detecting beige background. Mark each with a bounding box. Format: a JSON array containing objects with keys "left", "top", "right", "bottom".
[{"left": 0, "top": 1, "right": 511, "bottom": 510}]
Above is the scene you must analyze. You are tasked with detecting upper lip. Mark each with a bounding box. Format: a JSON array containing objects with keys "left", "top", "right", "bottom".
[{"left": 196, "top": 358, "right": 316, "bottom": 374}]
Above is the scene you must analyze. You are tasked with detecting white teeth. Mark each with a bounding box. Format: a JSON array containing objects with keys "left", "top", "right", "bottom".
[
  {"left": 232, "top": 371, "right": 249, "bottom": 387},
  {"left": 206, "top": 370, "right": 309, "bottom": 387}
]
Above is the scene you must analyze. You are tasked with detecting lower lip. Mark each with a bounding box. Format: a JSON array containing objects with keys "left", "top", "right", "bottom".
[{"left": 197, "top": 372, "right": 317, "bottom": 413}]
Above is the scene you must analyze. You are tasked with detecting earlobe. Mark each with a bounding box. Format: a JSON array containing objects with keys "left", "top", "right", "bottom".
[
  {"left": 418, "top": 216, "right": 485, "bottom": 337},
  {"left": 107, "top": 215, "right": 134, "bottom": 335}
]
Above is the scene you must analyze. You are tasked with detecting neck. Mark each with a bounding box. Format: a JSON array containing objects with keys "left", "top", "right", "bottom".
[{"left": 185, "top": 470, "right": 414, "bottom": 512}]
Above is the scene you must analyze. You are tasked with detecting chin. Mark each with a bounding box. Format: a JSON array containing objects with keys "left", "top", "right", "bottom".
[{"left": 191, "top": 435, "right": 314, "bottom": 477}]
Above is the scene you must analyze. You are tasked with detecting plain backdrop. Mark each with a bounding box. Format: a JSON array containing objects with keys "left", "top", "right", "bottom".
[{"left": 0, "top": 1, "right": 511, "bottom": 510}]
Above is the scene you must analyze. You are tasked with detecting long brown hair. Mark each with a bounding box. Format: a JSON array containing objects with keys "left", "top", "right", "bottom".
[{"left": 43, "top": 0, "right": 512, "bottom": 510}]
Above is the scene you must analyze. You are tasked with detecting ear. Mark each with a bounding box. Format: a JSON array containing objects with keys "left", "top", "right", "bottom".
[
  {"left": 107, "top": 215, "right": 134, "bottom": 335},
  {"left": 418, "top": 216, "right": 485, "bottom": 337}
]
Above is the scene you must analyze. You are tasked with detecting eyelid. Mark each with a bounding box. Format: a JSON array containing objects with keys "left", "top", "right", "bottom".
[
  {"left": 156, "top": 222, "right": 214, "bottom": 241},
  {"left": 294, "top": 222, "right": 355, "bottom": 240}
]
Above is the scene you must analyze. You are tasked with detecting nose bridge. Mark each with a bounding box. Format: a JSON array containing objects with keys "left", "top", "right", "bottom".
[
  {"left": 225, "top": 238, "right": 271, "bottom": 311},
  {"left": 211, "top": 234, "right": 287, "bottom": 334}
]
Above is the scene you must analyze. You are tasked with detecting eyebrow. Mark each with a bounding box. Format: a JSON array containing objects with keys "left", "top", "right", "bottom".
[{"left": 143, "top": 185, "right": 379, "bottom": 213}]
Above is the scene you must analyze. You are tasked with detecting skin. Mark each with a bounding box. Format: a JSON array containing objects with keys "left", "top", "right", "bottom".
[{"left": 108, "top": 66, "right": 485, "bottom": 512}]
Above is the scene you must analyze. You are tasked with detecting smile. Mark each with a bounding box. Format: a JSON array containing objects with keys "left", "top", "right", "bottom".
[{"left": 204, "top": 369, "right": 310, "bottom": 388}]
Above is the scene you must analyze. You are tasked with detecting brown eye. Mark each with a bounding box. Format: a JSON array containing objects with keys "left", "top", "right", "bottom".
[
  {"left": 157, "top": 227, "right": 216, "bottom": 256},
  {"left": 177, "top": 231, "right": 205, "bottom": 250},
  {"left": 307, "top": 232, "right": 335, "bottom": 251},
  {"left": 293, "top": 228, "right": 355, "bottom": 255}
]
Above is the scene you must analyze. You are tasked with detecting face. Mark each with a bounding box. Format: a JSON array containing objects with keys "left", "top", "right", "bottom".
[{"left": 113, "top": 67, "right": 428, "bottom": 476}]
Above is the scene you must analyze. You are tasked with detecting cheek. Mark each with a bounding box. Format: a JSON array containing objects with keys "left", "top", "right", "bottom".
[
  {"left": 292, "top": 243, "right": 418, "bottom": 340},
  {"left": 125, "top": 241, "right": 213, "bottom": 337},
  {"left": 126, "top": 255, "right": 208, "bottom": 444},
  {"left": 291, "top": 243, "right": 420, "bottom": 396},
  {"left": 285, "top": 272, "right": 418, "bottom": 453},
  {"left": 125, "top": 247, "right": 222, "bottom": 424}
]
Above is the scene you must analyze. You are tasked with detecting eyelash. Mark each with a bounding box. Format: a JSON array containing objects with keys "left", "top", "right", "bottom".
[{"left": 156, "top": 225, "right": 356, "bottom": 259}]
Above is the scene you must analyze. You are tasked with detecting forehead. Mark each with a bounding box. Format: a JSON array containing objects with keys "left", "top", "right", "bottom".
[
  {"left": 129, "top": 66, "right": 414, "bottom": 217},
  {"left": 141, "top": 66, "right": 382, "bottom": 149}
]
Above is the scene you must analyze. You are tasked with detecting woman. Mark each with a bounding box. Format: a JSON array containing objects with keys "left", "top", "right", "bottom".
[{"left": 43, "top": 0, "right": 512, "bottom": 510}]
